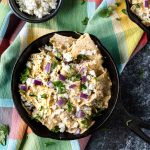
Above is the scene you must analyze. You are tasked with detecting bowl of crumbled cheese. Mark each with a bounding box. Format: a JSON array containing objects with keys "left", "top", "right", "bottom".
[{"left": 9, "top": 0, "right": 62, "bottom": 23}]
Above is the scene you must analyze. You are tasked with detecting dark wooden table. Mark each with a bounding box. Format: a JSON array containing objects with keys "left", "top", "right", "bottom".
[{"left": 86, "top": 44, "right": 150, "bottom": 150}]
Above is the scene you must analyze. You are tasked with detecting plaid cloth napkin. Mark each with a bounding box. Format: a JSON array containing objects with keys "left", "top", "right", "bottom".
[{"left": 0, "top": 0, "right": 148, "bottom": 150}]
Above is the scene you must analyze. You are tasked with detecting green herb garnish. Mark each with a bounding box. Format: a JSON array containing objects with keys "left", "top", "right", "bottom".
[
  {"left": 41, "top": 94, "right": 47, "bottom": 99},
  {"left": 19, "top": 90, "right": 26, "bottom": 93},
  {"left": 81, "top": 119, "right": 91, "bottom": 128},
  {"left": 20, "top": 68, "right": 30, "bottom": 83},
  {"left": 82, "top": 17, "right": 89, "bottom": 25},
  {"left": 55, "top": 52, "right": 62, "bottom": 60},
  {"left": 91, "top": 108, "right": 105, "bottom": 118},
  {"left": 51, "top": 61, "right": 58, "bottom": 70},
  {"left": 81, "top": 0, "right": 86, "bottom": 5},
  {"left": 115, "top": 2, "right": 121, "bottom": 7},
  {"left": 29, "top": 93, "right": 36, "bottom": 97},
  {"left": 122, "top": 9, "right": 127, "bottom": 15},
  {"left": 44, "top": 141, "right": 56, "bottom": 147},
  {"left": 0, "top": 124, "right": 9, "bottom": 145},
  {"left": 39, "top": 106, "right": 43, "bottom": 111},
  {"left": 75, "top": 74, "right": 81, "bottom": 81},
  {"left": 99, "top": 6, "right": 113, "bottom": 18},
  {"left": 135, "top": 4, "right": 140, "bottom": 8},
  {"left": 67, "top": 101, "right": 73, "bottom": 112},
  {"left": 77, "top": 54, "right": 88, "bottom": 61},
  {"left": 68, "top": 73, "right": 81, "bottom": 82},
  {"left": 116, "top": 17, "right": 121, "bottom": 21},
  {"left": 51, "top": 126, "right": 60, "bottom": 133},
  {"left": 81, "top": 84, "right": 87, "bottom": 90},
  {"left": 32, "top": 114, "right": 42, "bottom": 121},
  {"left": 53, "top": 81, "right": 66, "bottom": 94}
]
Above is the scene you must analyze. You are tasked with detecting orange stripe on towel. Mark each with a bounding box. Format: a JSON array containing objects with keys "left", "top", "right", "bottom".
[
  {"left": 27, "top": 126, "right": 33, "bottom": 134},
  {"left": 9, "top": 108, "right": 28, "bottom": 139}
]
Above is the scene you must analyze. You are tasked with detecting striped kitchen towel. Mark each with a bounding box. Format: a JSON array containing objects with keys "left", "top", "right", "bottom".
[{"left": 0, "top": 0, "right": 148, "bottom": 150}]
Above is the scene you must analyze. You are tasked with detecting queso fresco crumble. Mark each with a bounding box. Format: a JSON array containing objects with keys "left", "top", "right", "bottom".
[
  {"left": 16, "top": 0, "right": 57, "bottom": 18},
  {"left": 19, "top": 33, "right": 112, "bottom": 134},
  {"left": 130, "top": 0, "right": 150, "bottom": 26}
]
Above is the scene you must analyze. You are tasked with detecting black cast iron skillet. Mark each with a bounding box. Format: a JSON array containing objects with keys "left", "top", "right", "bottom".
[
  {"left": 125, "top": 0, "right": 150, "bottom": 39},
  {"left": 9, "top": 0, "right": 62, "bottom": 23},
  {"left": 11, "top": 31, "right": 150, "bottom": 142}
]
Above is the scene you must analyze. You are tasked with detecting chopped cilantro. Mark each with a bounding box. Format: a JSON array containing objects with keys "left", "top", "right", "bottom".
[
  {"left": 32, "top": 114, "right": 42, "bottom": 121},
  {"left": 39, "top": 106, "right": 43, "bottom": 111},
  {"left": 19, "top": 90, "right": 26, "bottom": 93},
  {"left": 81, "top": 119, "right": 91, "bottom": 128},
  {"left": 51, "top": 126, "right": 60, "bottom": 133},
  {"left": 99, "top": 7, "right": 113, "bottom": 18},
  {"left": 75, "top": 74, "right": 81, "bottom": 81},
  {"left": 81, "top": 0, "right": 86, "bottom": 5},
  {"left": 91, "top": 108, "right": 105, "bottom": 118},
  {"left": 44, "top": 141, "right": 56, "bottom": 147},
  {"left": 115, "top": 2, "right": 121, "bottom": 7},
  {"left": 67, "top": 101, "right": 73, "bottom": 112},
  {"left": 68, "top": 73, "right": 81, "bottom": 82},
  {"left": 135, "top": 4, "right": 140, "bottom": 8},
  {"left": 41, "top": 94, "right": 47, "bottom": 99},
  {"left": 51, "top": 61, "right": 58, "bottom": 70},
  {"left": 55, "top": 52, "right": 62, "bottom": 60},
  {"left": 29, "top": 93, "right": 36, "bottom": 97},
  {"left": 82, "top": 17, "right": 89, "bottom": 25},
  {"left": 122, "top": 9, "right": 127, "bottom": 15},
  {"left": 77, "top": 54, "right": 88, "bottom": 62},
  {"left": 116, "top": 17, "right": 121, "bottom": 21},
  {"left": 0, "top": 124, "right": 9, "bottom": 145},
  {"left": 20, "top": 68, "right": 30, "bottom": 83},
  {"left": 53, "top": 81, "right": 66, "bottom": 94},
  {"left": 81, "top": 84, "right": 87, "bottom": 90}
]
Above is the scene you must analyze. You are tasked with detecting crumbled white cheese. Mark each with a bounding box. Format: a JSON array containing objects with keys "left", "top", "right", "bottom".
[
  {"left": 89, "top": 70, "right": 96, "bottom": 77},
  {"left": 73, "top": 122, "right": 78, "bottom": 128},
  {"left": 52, "top": 105, "right": 57, "bottom": 110},
  {"left": 16, "top": 0, "right": 57, "bottom": 18},
  {"left": 26, "top": 61, "right": 32, "bottom": 68},
  {"left": 62, "top": 63, "right": 70, "bottom": 72},
  {"left": 89, "top": 84, "right": 95, "bottom": 90},
  {"left": 87, "top": 75, "right": 91, "bottom": 80},
  {"left": 76, "top": 106, "right": 80, "bottom": 111},
  {"left": 63, "top": 52, "right": 73, "bottom": 62},
  {"left": 45, "top": 45, "right": 52, "bottom": 51},
  {"left": 54, "top": 109, "right": 64, "bottom": 115},
  {"left": 26, "top": 78, "right": 33, "bottom": 87},
  {"left": 58, "top": 123, "right": 65, "bottom": 132},
  {"left": 45, "top": 55, "right": 51, "bottom": 61},
  {"left": 79, "top": 49, "right": 97, "bottom": 55}
]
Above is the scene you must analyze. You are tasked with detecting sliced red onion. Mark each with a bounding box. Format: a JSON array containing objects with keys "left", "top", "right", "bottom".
[
  {"left": 75, "top": 128, "right": 81, "bottom": 134},
  {"left": 34, "top": 79, "right": 43, "bottom": 85},
  {"left": 45, "top": 62, "right": 51, "bottom": 73},
  {"left": 57, "top": 98, "right": 65, "bottom": 106},
  {"left": 144, "top": 0, "right": 149, "bottom": 7},
  {"left": 69, "top": 84, "right": 76, "bottom": 89},
  {"left": 81, "top": 76, "right": 87, "bottom": 83},
  {"left": 80, "top": 93, "right": 88, "bottom": 99},
  {"left": 59, "top": 74, "right": 66, "bottom": 81},
  {"left": 47, "top": 81, "right": 53, "bottom": 88},
  {"left": 76, "top": 110, "right": 85, "bottom": 118},
  {"left": 19, "top": 84, "right": 27, "bottom": 91}
]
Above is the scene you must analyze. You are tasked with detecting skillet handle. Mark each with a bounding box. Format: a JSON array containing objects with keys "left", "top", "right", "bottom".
[
  {"left": 121, "top": 105, "right": 150, "bottom": 144},
  {"left": 126, "top": 119, "right": 150, "bottom": 144},
  {"left": 147, "top": 33, "right": 150, "bottom": 42}
]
